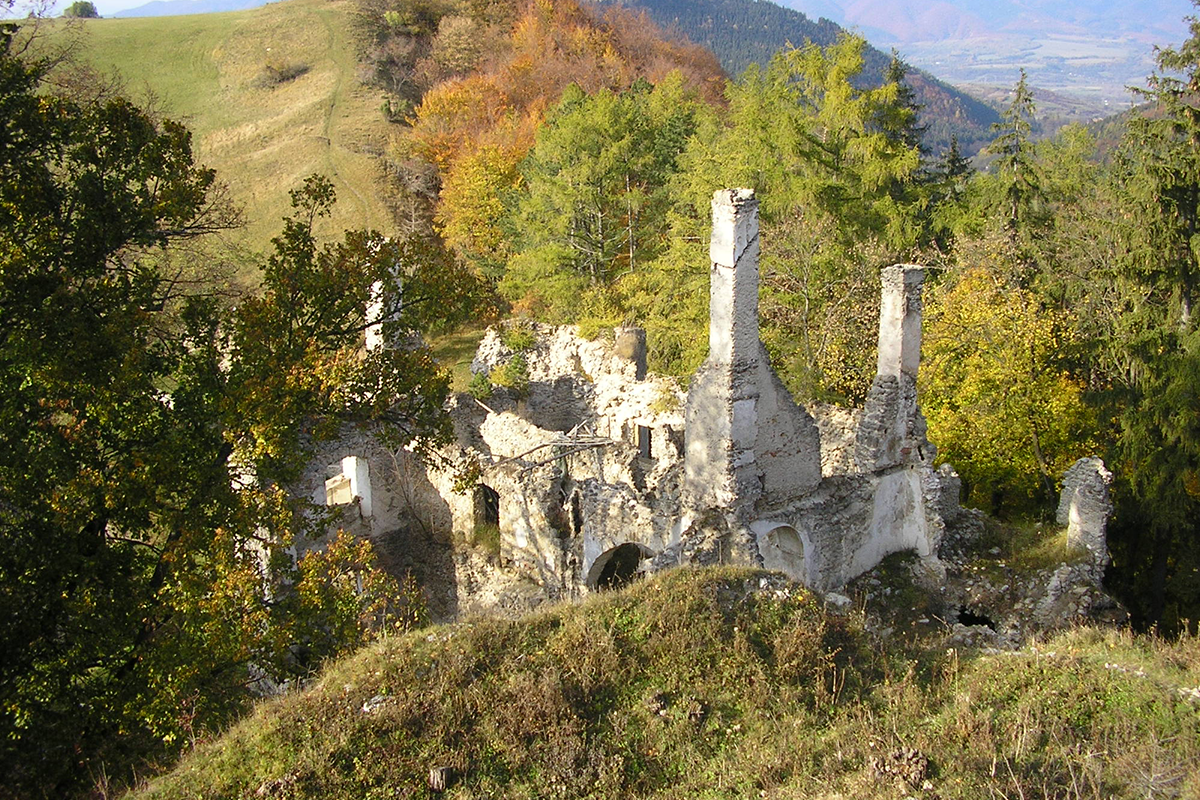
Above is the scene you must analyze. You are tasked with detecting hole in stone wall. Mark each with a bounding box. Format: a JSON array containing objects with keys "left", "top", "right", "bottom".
[
  {"left": 476, "top": 484, "right": 500, "bottom": 527},
  {"left": 957, "top": 606, "right": 996, "bottom": 630},
  {"left": 637, "top": 425, "right": 652, "bottom": 459},
  {"left": 571, "top": 491, "right": 583, "bottom": 535},
  {"left": 593, "top": 543, "right": 646, "bottom": 591}
]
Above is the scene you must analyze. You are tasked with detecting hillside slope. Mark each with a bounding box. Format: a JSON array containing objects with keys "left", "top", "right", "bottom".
[
  {"left": 131, "top": 567, "right": 1200, "bottom": 799},
  {"left": 591, "top": 0, "right": 1000, "bottom": 153},
  {"left": 66, "top": 0, "right": 398, "bottom": 251}
]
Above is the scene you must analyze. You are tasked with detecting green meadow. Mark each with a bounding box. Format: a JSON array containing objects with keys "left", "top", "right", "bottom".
[{"left": 63, "top": 0, "right": 399, "bottom": 253}]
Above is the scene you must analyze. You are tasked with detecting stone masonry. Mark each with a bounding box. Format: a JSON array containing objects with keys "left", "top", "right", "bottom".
[{"left": 295, "top": 188, "right": 1115, "bottom": 622}]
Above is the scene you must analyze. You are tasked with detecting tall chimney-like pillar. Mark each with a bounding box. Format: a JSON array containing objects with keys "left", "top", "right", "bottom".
[
  {"left": 857, "top": 264, "right": 929, "bottom": 471},
  {"left": 708, "top": 189, "right": 760, "bottom": 368},
  {"left": 875, "top": 265, "right": 925, "bottom": 379},
  {"left": 684, "top": 189, "right": 820, "bottom": 515}
]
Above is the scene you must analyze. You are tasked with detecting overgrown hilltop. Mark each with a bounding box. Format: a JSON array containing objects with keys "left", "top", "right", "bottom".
[{"left": 130, "top": 567, "right": 1200, "bottom": 800}]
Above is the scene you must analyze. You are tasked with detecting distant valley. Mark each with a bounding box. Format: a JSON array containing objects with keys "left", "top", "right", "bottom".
[{"left": 782, "top": 0, "right": 1194, "bottom": 113}]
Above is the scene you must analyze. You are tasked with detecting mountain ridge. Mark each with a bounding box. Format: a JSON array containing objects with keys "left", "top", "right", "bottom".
[{"left": 592, "top": 0, "right": 1000, "bottom": 153}]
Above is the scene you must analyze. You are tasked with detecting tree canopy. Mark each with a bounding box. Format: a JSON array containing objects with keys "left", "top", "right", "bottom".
[
  {"left": 0, "top": 25, "right": 480, "bottom": 797},
  {"left": 62, "top": 1, "right": 98, "bottom": 17}
]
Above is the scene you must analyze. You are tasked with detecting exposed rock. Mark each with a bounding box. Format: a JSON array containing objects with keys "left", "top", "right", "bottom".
[{"left": 1057, "top": 456, "right": 1113, "bottom": 571}]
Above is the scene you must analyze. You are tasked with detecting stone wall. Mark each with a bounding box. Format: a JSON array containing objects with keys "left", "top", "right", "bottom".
[{"left": 291, "top": 187, "right": 1111, "bottom": 629}]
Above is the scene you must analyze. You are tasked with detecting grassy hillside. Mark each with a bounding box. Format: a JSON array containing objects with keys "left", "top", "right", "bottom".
[
  {"left": 131, "top": 567, "right": 1200, "bottom": 799},
  {"left": 62, "top": 0, "right": 398, "bottom": 252}
]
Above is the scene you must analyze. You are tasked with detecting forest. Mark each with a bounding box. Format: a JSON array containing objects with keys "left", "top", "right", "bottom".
[{"left": 3, "top": 0, "right": 1200, "bottom": 795}]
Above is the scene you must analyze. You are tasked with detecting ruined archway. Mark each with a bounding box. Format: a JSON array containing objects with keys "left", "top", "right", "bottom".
[
  {"left": 755, "top": 523, "right": 807, "bottom": 582},
  {"left": 587, "top": 543, "right": 651, "bottom": 591}
]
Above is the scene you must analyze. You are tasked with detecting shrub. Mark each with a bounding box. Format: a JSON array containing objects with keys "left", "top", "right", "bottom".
[
  {"left": 490, "top": 353, "right": 528, "bottom": 394},
  {"left": 255, "top": 61, "right": 310, "bottom": 89},
  {"left": 466, "top": 370, "right": 492, "bottom": 400},
  {"left": 499, "top": 321, "right": 536, "bottom": 353}
]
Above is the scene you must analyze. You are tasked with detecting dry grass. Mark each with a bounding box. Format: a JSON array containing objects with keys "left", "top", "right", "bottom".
[
  {"left": 429, "top": 325, "right": 487, "bottom": 392},
  {"left": 61, "top": 0, "right": 398, "bottom": 263},
  {"left": 128, "top": 566, "right": 1200, "bottom": 800}
]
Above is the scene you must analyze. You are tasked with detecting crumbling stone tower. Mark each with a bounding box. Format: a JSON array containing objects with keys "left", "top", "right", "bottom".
[
  {"left": 857, "top": 264, "right": 930, "bottom": 470},
  {"left": 683, "top": 189, "right": 821, "bottom": 516}
]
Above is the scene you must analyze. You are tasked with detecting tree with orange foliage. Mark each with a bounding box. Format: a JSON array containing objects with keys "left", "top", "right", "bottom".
[{"left": 406, "top": 0, "right": 724, "bottom": 264}]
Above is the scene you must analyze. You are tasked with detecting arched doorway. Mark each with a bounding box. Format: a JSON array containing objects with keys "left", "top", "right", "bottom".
[
  {"left": 756, "top": 523, "right": 807, "bottom": 581},
  {"left": 587, "top": 543, "right": 651, "bottom": 591}
]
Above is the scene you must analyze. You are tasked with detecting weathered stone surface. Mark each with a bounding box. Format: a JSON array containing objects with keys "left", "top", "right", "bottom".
[
  {"left": 809, "top": 403, "right": 863, "bottom": 477},
  {"left": 1056, "top": 457, "right": 1113, "bottom": 569},
  {"left": 684, "top": 190, "right": 821, "bottom": 513},
  {"left": 858, "top": 265, "right": 931, "bottom": 472},
  {"left": 876, "top": 264, "right": 925, "bottom": 379}
]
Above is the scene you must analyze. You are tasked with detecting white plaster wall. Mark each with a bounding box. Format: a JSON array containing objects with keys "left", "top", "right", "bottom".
[
  {"left": 709, "top": 188, "right": 760, "bottom": 367},
  {"left": 683, "top": 362, "right": 737, "bottom": 508},
  {"left": 851, "top": 468, "right": 933, "bottom": 578},
  {"left": 752, "top": 357, "right": 822, "bottom": 505}
]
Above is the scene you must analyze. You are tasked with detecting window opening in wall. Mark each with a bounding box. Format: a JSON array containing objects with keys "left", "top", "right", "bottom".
[
  {"left": 637, "top": 425, "right": 652, "bottom": 459},
  {"left": 595, "top": 543, "right": 645, "bottom": 591},
  {"left": 571, "top": 491, "right": 583, "bottom": 535},
  {"left": 324, "top": 455, "right": 372, "bottom": 517},
  {"left": 477, "top": 484, "right": 500, "bottom": 526}
]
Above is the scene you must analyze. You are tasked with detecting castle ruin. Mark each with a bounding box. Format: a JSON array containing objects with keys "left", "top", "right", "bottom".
[{"left": 297, "top": 189, "right": 1105, "bottom": 628}]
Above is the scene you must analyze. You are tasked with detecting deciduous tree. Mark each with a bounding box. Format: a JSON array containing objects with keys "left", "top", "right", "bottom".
[{"left": 0, "top": 30, "right": 475, "bottom": 795}]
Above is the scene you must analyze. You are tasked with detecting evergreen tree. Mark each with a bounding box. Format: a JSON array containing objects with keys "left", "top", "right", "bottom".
[
  {"left": 1101, "top": 3, "right": 1200, "bottom": 632},
  {"left": 500, "top": 75, "right": 702, "bottom": 316},
  {"left": 988, "top": 70, "right": 1045, "bottom": 255}
]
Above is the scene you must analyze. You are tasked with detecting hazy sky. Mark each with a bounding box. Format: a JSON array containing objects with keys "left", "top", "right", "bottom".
[
  {"left": 93, "top": 0, "right": 150, "bottom": 12},
  {"left": 5, "top": 0, "right": 265, "bottom": 16}
]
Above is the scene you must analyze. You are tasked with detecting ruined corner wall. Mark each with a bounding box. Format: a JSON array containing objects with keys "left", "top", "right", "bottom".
[
  {"left": 857, "top": 265, "right": 931, "bottom": 471},
  {"left": 461, "top": 323, "right": 691, "bottom": 596},
  {"left": 1056, "top": 456, "right": 1113, "bottom": 570},
  {"left": 294, "top": 426, "right": 465, "bottom": 620},
  {"left": 741, "top": 260, "right": 954, "bottom": 592}
]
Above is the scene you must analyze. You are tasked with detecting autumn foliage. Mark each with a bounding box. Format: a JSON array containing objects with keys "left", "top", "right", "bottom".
[{"left": 403, "top": 0, "right": 724, "bottom": 260}]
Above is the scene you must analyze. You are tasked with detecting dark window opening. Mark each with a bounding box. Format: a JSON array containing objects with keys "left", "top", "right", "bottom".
[
  {"left": 596, "top": 543, "right": 645, "bottom": 591},
  {"left": 477, "top": 484, "right": 500, "bottom": 526},
  {"left": 571, "top": 491, "right": 583, "bottom": 535},
  {"left": 957, "top": 606, "right": 996, "bottom": 630},
  {"left": 637, "top": 425, "right": 652, "bottom": 459}
]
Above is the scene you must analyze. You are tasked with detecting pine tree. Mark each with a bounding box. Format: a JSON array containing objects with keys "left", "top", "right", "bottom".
[
  {"left": 989, "top": 70, "right": 1043, "bottom": 244},
  {"left": 1103, "top": 2, "right": 1200, "bottom": 632}
]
